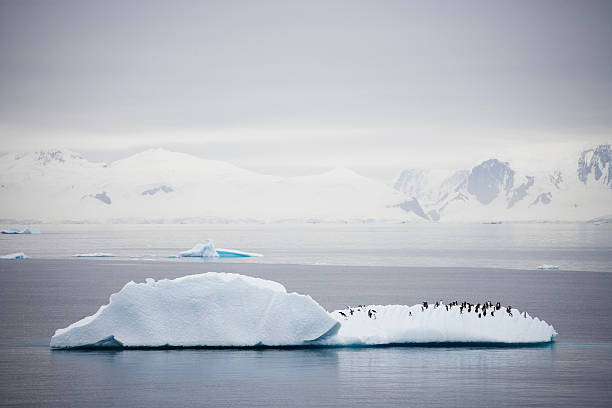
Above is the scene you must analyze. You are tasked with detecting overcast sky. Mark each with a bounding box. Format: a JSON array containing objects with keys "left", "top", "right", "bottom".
[{"left": 1, "top": 0, "right": 610, "bottom": 178}]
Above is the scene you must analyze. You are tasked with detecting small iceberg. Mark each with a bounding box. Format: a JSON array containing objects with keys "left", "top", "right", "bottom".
[
  {"left": 73, "top": 253, "right": 115, "bottom": 258},
  {"left": 178, "top": 240, "right": 262, "bottom": 258},
  {"left": 179, "top": 240, "right": 219, "bottom": 257},
  {"left": 537, "top": 264, "right": 559, "bottom": 270},
  {"left": 0, "top": 252, "right": 29, "bottom": 259},
  {"left": 1, "top": 227, "right": 40, "bottom": 234},
  {"left": 50, "top": 273, "right": 557, "bottom": 349}
]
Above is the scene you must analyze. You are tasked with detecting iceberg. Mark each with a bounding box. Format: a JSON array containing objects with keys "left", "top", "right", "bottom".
[
  {"left": 0, "top": 252, "right": 29, "bottom": 259},
  {"left": 179, "top": 240, "right": 218, "bottom": 257},
  {"left": 50, "top": 273, "right": 339, "bottom": 348},
  {"left": 51, "top": 273, "right": 557, "bottom": 349},
  {"left": 1, "top": 227, "right": 40, "bottom": 234},
  {"left": 73, "top": 253, "right": 115, "bottom": 258},
  {"left": 179, "top": 240, "right": 262, "bottom": 258},
  {"left": 536, "top": 264, "right": 559, "bottom": 270}
]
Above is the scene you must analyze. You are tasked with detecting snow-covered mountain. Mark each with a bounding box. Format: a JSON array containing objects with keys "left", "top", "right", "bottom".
[
  {"left": 1, "top": 145, "right": 610, "bottom": 223},
  {"left": 0, "top": 148, "right": 412, "bottom": 223},
  {"left": 393, "top": 143, "right": 612, "bottom": 222}
]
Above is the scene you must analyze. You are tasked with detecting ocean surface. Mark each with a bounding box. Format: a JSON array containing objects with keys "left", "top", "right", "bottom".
[
  {"left": 1, "top": 222, "right": 611, "bottom": 271},
  {"left": 1, "top": 224, "right": 611, "bottom": 407}
]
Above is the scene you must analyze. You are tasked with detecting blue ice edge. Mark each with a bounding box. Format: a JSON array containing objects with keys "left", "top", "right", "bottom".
[{"left": 52, "top": 334, "right": 557, "bottom": 351}]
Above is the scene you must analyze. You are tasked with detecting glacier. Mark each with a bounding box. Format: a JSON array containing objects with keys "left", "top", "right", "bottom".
[
  {"left": 0, "top": 252, "right": 29, "bottom": 259},
  {"left": 50, "top": 273, "right": 557, "bottom": 349},
  {"left": 179, "top": 240, "right": 262, "bottom": 258}
]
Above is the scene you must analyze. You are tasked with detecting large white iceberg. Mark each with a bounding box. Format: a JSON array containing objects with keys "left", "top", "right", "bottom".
[
  {"left": 0, "top": 252, "right": 29, "bottom": 259},
  {"left": 50, "top": 273, "right": 557, "bottom": 349},
  {"left": 1, "top": 227, "right": 40, "bottom": 234},
  {"left": 179, "top": 240, "right": 262, "bottom": 258},
  {"left": 50, "top": 273, "right": 339, "bottom": 348}
]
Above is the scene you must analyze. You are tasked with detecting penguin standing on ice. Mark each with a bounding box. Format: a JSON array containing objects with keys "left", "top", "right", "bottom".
[{"left": 368, "top": 309, "right": 377, "bottom": 319}]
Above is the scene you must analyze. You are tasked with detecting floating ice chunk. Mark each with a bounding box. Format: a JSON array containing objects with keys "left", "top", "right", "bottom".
[
  {"left": 1, "top": 227, "right": 40, "bottom": 234},
  {"left": 50, "top": 272, "right": 339, "bottom": 348},
  {"left": 73, "top": 253, "right": 115, "bottom": 258},
  {"left": 536, "top": 264, "right": 559, "bottom": 270},
  {"left": 326, "top": 304, "right": 557, "bottom": 345},
  {"left": 179, "top": 240, "right": 219, "bottom": 257},
  {"left": 179, "top": 240, "right": 262, "bottom": 258},
  {"left": 0, "top": 252, "right": 29, "bottom": 259},
  {"left": 50, "top": 273, "right": 557, "bottom": 349}
]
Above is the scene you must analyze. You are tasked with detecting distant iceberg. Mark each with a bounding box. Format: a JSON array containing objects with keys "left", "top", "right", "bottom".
[
  {"left": 51, "top": 273, "right": 557, "bottom": 349},
  {"left": 179, "top": 240, "right": 262, "bottom": 258},
  {"left": 179, "top": 241, "right": 219, "bottom": 257},
  {"left": 0, "top": 252, "right": 29, "bottom": 259},
  {"left": 536, "top": 264, "right": 559, "bottom": 270},
  {"left": 1, "top": 227, "right": 40, "bottom": 234},
  {"left": 73, "top": 253, "right": 115, "bottom": 258}
]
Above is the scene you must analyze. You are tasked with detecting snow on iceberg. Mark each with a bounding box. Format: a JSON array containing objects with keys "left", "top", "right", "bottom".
[
  {"left": 50, "top": 273, "right": 557, "bottom": 349},
  {"left": 179, "top": 240, "right": 218, "bottom": 257},
  {"left": 325, "top": 304, "right": 557, "bottom": 345},
  {"left": 0, "top": 252, "right": 29, "bottom": 259},
  {"left": 50, "top": 273, "right": 339, "bottom": 348},
  {"left": 179, "top": 240, "right": 262, "bottom": 258},
  {"left": 1, "top": 227, "right": 40, "bottom": 234},
  {"left": 537, "top": 264, "right": 559, "bottom": 270},
  {"left": 73, "top": 253, "right": 115, "bottom": 258}
]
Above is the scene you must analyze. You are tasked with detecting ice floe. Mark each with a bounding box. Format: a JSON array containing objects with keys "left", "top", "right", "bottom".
[
  {"left": 0, "top": 252, "right": 29, "bottom": 259},
  {"left": 51, "top": 273, "right": 557, "bottom": 349},
  {"left": 73, "top": 253, "right": 115, "bottom": 258},
  {"left": 1, "top": 227, "right": 40, "bottom": 234},
  {"left": 536, "top": 264, "right": 559, "bottom": 270}
]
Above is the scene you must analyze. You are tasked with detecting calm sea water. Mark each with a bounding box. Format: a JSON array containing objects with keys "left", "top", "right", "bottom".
[
  {"left": 1, "top": 223, "right": 611, "bottom": 271},
  {"left": 1, "top": 224, "right": 611, "bottom": 407}
]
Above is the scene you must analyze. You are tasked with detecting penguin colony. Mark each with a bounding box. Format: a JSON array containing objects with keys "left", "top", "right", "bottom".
[{"left": 336, "top": 301, "right": 525, "bottom": 320}]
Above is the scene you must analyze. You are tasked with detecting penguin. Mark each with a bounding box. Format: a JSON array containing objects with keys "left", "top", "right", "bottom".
[{"left": 339, "top": 311, "right": 348, "bottom": 318}]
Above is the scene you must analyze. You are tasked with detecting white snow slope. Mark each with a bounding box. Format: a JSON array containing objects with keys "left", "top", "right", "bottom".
[
  {"left": 0, "top": 149, "right": 410, "bottom": 223},
  {"left": 50, "top": 273, "right": 556, "bottom": 348}
]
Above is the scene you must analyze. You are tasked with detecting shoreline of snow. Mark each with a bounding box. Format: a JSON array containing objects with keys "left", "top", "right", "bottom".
[{"left": 50, "top": 273, "right": 557, "bottom": 349}]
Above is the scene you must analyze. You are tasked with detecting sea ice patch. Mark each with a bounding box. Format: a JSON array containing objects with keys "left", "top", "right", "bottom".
[
  {"left": 73, "top": 253, "right": 115, "bottom": 258},
  {"left": 537, "top": 264, "right": 559, "bottom": 270},
  {"left": 1, "top": 227, "right": 40, "bottom": 234},
  {"left": 0, "top": 252, "right": 29, "bottom": 259}
]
